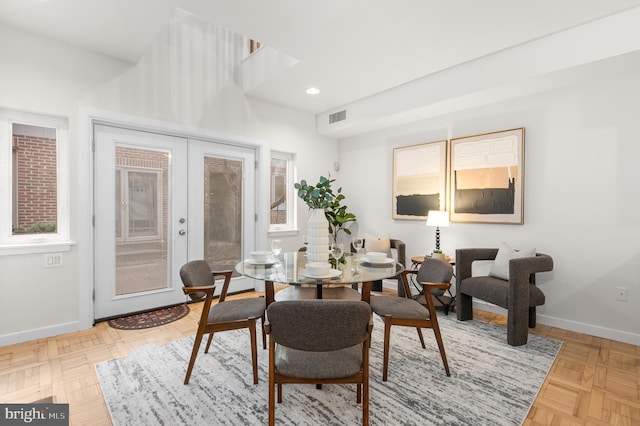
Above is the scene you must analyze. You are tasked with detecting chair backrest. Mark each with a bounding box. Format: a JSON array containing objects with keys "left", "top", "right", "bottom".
[
  {"left": 179, "top": 260, "right": 215, "bottom": 301},
  {"left": 417, "top": 258, "right": 453, "bottom": 283},
  {"left": 267, "top": 300, "right": 371, "bottom": 352},
  {"left": 390, "top": 239, "right": 406, "bottom": 268}
]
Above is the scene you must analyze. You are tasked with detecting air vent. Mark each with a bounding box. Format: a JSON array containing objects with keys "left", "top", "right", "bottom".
[{"left": 329, "top": 110, "right": 347, "bottom": 124}]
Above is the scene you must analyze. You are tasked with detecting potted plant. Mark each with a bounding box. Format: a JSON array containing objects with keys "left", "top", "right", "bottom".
[{"left": 294, "top": 176, "right": 357, "bottom": 243}]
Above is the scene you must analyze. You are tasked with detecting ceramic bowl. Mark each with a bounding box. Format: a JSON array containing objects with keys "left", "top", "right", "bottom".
[
  {"left": 306, "top": 262, "right": 331, "bottom": 276},
  {"left": 366, "top": 251, "right": 388, "bottom": 263},
  {"left": 250, "top": 251, "right": 272, "bottom": 262}
]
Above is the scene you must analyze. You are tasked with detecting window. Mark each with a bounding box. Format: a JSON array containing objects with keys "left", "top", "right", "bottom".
[
  {"left": 0, "top": 109, "right": 69, "bottom": 250},
  {"left": 269, "top": 151, "right": 296, "bottom": 233}
]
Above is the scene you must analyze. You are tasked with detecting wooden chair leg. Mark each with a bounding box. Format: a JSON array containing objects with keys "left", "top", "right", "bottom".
[
  {"left": 268, "top": 373, "right": 275, "bottom": 426},
  {"left": 356, "top": 383, "right": 362, "bottom": 403},
  {"left": 416, "top": 327, "right": 426, "bottom": 349},
  {"left": 249, "top": 321, "right": 259, "bottom": 384},
  {"left": 363, "top": 377, "right": 369, "bottom": 426},
  {"left": 204, "top": 333, "right": 214, "bottom": 353},
  {"left": 184, "top": 332, "right": 204, "bottom": 385},
  {"left": 382, "top": 316, "right": 392, "bottom": 381},
  {"left": 277, "top": 384, "right": 283, "bottom": 403},
  {"left": 261, "top": 315, "right": 267, "bottom": 349},
  {"left": 432, "top": 327, "right": 450, "bottom": 376}
]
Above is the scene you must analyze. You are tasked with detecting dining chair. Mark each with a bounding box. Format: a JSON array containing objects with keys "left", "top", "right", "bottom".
[
  {"left": 266, "top": 299, "right": 373, "bottom": 426},
  {"left": 179, "top": 260, "right": 266, "bottom": 385},
  {"left": 369, "top": 258, "right": 453, "bottom": 380}
]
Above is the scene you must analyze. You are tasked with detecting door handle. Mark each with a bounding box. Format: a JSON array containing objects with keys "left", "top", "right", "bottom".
[{"left": 178, "top": 229, "right": 186, "bottom": 236}]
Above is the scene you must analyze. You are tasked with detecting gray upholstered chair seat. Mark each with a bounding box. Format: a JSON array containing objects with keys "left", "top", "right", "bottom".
[
  {"left": 460, "top": 276, "right": 545, "bottom": 308},
  {"left": 275, "top": 344, "right": 363, "bottom": 379},
  {"left": 208, "top": 298, "right": 266, "bottom": 323},
  {"left": 370, "top": 296, "right": 430, "bottom": 319}
]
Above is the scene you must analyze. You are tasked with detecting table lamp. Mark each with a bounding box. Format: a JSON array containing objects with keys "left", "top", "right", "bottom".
[{"left": 426, "top": 210, "right": 449, "bottom": 253}]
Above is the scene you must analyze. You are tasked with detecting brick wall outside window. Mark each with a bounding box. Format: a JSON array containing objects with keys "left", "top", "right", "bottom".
[{"left": 13, "top": 132, "right": 57, "bottom": 232}]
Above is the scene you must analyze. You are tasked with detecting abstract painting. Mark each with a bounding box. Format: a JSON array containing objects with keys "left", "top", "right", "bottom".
[
  {"left": 450, "top": 128, "right": 524, "bottom": 224},
  {"left": 393, "top": 140, "right": 447, "bottom": 220}
]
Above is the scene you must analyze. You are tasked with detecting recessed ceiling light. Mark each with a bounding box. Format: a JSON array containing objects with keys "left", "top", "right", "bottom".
[{"left": 306, "top": 87, "right": 320, "bottom": 95}]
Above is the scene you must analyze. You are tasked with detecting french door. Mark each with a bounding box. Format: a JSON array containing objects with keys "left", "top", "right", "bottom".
[
  {"left": 94, "top": 124, "right": 256, "bottom": 319},
  {"left": 187, "top": 139, "right": 256, "bottom": 294}
]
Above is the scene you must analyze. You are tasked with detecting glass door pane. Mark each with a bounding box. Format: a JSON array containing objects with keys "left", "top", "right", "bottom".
[
  {"left": 188, "top": 139, "right": 256, "bottom": 295},
  {"left": 114, "top": 146, "right": 168, "bottom": 296},
  {"left": 204, "top": 156, "right": 242, "bottom": 271}
]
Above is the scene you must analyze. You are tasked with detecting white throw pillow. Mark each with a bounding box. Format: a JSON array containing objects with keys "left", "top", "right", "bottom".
[
  {"left": 364, "top": 233, "right": 392, "bottom": 257},
  {"left": 489, "top": 242, "right": 536, "bottom": 280}
]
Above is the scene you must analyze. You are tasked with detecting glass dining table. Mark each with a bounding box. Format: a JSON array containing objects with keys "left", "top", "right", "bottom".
[{"left": 235, "top": 251, "right": 404, "bottom": 305}]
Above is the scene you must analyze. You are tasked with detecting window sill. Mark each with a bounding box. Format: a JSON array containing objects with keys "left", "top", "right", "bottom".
[
  {"left": 0, "top": 241, "right": 75, "bottom": 256},
  {"left": 268, "top": 228, "right": 299, "bottom": 237}
]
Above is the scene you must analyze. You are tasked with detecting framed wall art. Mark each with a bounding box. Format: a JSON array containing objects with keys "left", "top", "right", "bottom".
[
  {"left": 392, "top": 140, "right": 447, "bottom": 220},
  {"left": 449, "top": 128, "right": 524, "bottom": 224}
]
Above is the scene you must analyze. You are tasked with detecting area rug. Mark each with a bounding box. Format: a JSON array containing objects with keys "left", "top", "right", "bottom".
[
  {"left": 107, "top": 304, "right": 189, "bottom": 330},
  {"left": 96, "top": 313, "right": 561, "bottom": 425}
]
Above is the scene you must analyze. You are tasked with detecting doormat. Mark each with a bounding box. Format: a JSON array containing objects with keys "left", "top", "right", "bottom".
[{"left": 108, "top": 304, "right": 190, "bottom": 330}]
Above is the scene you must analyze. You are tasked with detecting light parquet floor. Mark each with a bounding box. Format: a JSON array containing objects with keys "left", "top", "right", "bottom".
[{"left": 1, "top": 289, "right": 638, "bottom": 426}]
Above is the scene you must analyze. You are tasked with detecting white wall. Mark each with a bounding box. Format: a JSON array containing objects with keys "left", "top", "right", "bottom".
[
  {"left": 338, "top": 66, "right": 640, "bottom": 345},
  {"left": 0, "top": 25, "right": 336, "bottom": 345},
  {"left": 0, "top": 26, "right": 133, "bottom": 345}
]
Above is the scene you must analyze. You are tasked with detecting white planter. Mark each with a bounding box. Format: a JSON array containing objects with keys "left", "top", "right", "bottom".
[{"left": 307, "top": 208, "right": 329, "bottom": 262}]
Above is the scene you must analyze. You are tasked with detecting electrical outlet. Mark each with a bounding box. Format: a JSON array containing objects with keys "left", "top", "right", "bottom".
[
  {"left": 615, "top": 287, "right": 628, "bottom": 302},
  {"left": 44, "top": 253, "right": 63, "bottom": 268}
]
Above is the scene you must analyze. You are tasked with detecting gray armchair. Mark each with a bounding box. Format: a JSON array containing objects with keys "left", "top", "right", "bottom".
[{"left": 455, "top": 248, "right": 553, "bottom": 346}]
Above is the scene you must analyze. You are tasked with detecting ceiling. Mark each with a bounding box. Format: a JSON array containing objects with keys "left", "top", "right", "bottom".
[{"left": 2, "top": 0, "right": 640, "bottom": 116}]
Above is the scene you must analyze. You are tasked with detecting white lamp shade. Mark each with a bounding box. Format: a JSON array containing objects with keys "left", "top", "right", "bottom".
[{"left": 426, "top": 210, "right": 449, "bottom": 227}]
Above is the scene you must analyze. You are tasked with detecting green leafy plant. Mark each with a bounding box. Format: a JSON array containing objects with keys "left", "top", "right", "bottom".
[
  {"left": 29, "top": 222, "right": 57, "bottom": 233},
  {"left": 13, "top": 222, "right": 57, "bottom": 234},
  {"left": 295, "top": 176, "right": 357, "bottom": 243},
  {"left": 325, "top": 190, "right": 356, "bottom": 244},
  {"left": 294, "top": 176, "right": 334, "bottom": 209}
]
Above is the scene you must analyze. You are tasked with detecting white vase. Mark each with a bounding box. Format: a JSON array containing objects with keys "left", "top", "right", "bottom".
[{"left": 306, "top": 208, "right": 329, "bottom": 262}]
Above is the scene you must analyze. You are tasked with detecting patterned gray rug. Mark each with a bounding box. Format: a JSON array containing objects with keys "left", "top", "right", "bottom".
[{"left": 96, "top": 313, "right": 561, "bottom": 425}]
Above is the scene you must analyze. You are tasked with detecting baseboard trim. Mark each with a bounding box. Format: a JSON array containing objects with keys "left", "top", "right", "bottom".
[
  {"left": 538, "top": 314, "right": 640, "bottom": 346},
  {"left": 0, "top": 321, "right": 80, "bottom": 347},
  {"left": 471, "top": 301, "right": 640, "bottom": 346}
]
